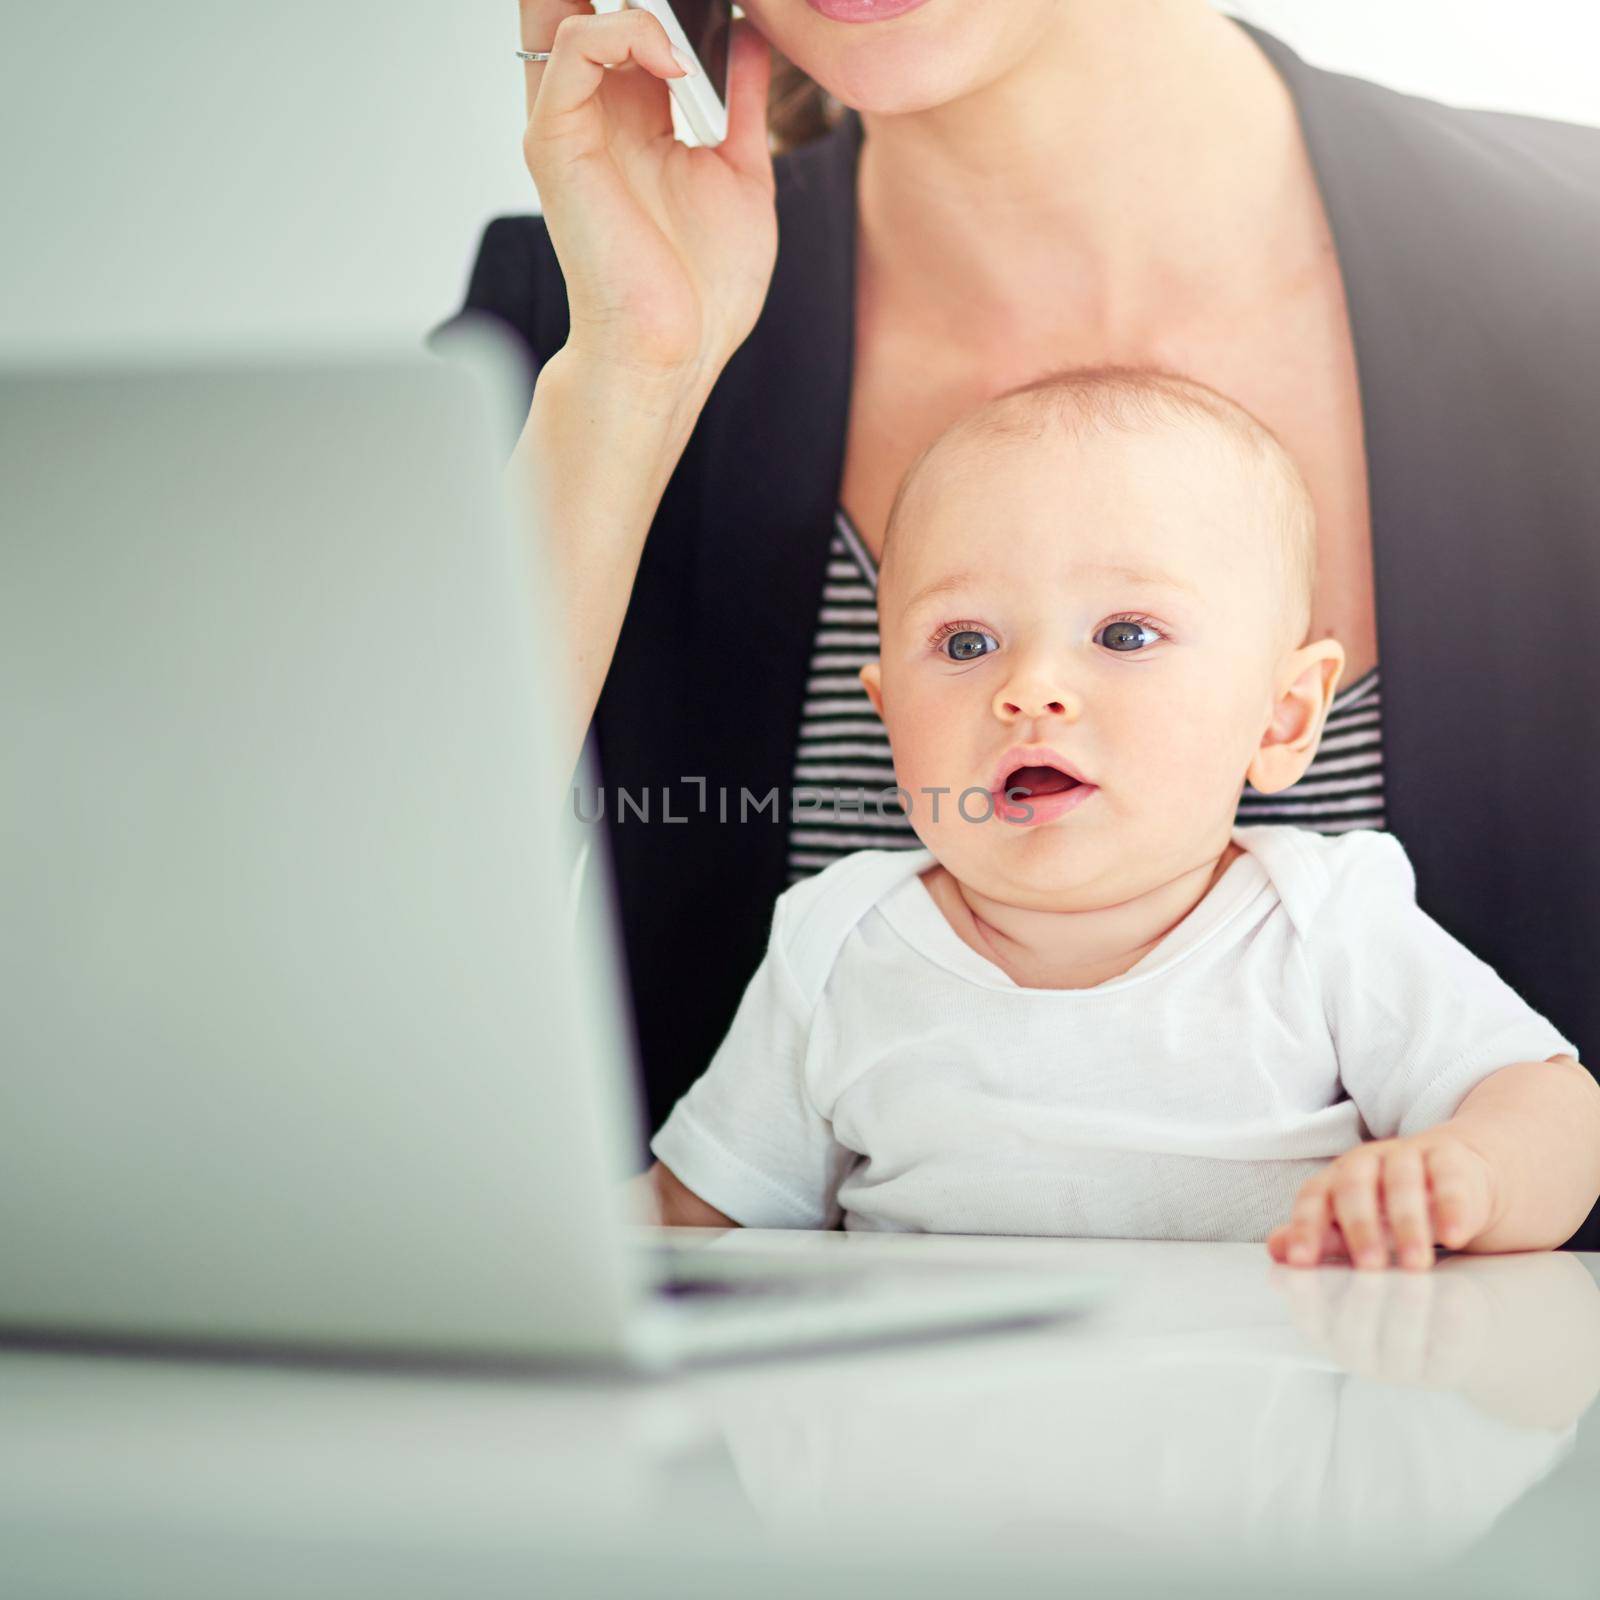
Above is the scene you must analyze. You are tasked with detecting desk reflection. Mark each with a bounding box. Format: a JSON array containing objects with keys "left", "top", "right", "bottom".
[{"left": 685, "top": 1249, "right": 1600, "bottom": 1576}]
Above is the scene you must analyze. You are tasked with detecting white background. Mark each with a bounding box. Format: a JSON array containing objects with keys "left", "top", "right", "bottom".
[{"left": 0, "top": 2, "right": 1596, "bottom": 357}]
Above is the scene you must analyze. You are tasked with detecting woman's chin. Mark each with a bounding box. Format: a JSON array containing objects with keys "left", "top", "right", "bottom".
[
  {"left": 749, "top": 4, "right": 1003, "bottom": 119},
  {"left": 815, "top": 54, "right": 993, "bottom": 120}
]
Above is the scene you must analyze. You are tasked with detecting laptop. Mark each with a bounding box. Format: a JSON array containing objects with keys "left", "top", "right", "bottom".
[{"left": 0, "top": 345, "right": 1105, "bottom": 1368}]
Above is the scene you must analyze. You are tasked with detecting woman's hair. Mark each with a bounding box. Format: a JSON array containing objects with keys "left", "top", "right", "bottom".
[{"left": 767, "top": 53, "right": 842, "bottom": 152}]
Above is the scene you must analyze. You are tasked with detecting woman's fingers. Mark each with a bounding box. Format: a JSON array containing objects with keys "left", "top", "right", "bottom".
[
  {"left": 520, "top": 1, "right": 594, "bottom": 117},
  {"left": 521, "top": 7, "right": 771, "bottom": 167},
  {"left": 1380, "top": 1143, "right": 1435, "bottom": 1271},
  {"left": 1329, "top": 1148, "right": 1386, "bottom": 1268},
  {"left": 510, "top": 1, "right": 780, "bottom": 385},
  {"left": 529, "top": 8, "right": 689, "bottom": 153}
]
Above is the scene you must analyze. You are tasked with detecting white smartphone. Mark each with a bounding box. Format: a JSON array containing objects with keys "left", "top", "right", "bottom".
[{"left": 622, "top": 0, "right": 734, "bottom": 146}]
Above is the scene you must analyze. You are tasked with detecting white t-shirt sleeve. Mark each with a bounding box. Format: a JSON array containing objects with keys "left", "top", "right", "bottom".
[
  {"left": 649, "top": 894, "right": 853, "bottom": 1229},
  {"left": 1304, "top": 832, "right": 1581, "bottom": 1139}
]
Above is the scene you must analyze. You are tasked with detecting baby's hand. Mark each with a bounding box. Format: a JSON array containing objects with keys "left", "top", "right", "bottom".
[{"left": 1266, "top": 1129, "right": 1500, "bottom": 1271}]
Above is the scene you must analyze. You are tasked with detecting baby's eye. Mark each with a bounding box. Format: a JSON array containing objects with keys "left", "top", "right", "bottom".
[
  {"left": 943, "top": 629, "right": 999, "bottom": 661},
  {"left": 1096, "top": 618, "right": 1162, "bottom": 653}
]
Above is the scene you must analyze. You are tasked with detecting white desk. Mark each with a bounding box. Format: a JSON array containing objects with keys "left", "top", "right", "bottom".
[{"left": 4, "top": 1233, "right": 1598, "bottom": 1599}]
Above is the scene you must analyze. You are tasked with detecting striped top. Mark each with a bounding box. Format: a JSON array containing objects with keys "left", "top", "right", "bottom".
[{"left": 786, "top": 510, "right": 1387, "bottom": 883}]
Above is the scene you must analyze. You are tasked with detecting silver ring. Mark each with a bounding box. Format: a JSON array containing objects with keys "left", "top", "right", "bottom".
[{"left": 516, "top": 49, "right": 554, "bottom": 63}]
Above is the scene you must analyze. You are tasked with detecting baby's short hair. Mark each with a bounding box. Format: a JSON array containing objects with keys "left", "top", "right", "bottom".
[{"left": 883, "top": 367, "right": 1317, "bottom": 648}]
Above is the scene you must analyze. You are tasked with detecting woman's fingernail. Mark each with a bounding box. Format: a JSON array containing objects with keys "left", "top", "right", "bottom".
[
  {"left": 1289, "top": 1242, "right": 1314, "bottom": 1265},
  {"left": 671, "top": 46, "right": 698, "bottom": 76}
]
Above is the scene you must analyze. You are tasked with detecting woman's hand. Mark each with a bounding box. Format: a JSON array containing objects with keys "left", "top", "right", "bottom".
[
  {"left": 1266, "top": 1128, "right": 1502, "bottom": 1272},
  {"left": 519, "top": 2, "right": 778, "bottom": 386}
]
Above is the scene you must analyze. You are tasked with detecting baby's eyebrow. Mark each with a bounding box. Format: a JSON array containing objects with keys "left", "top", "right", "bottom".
[
  {"left": 1073, "top": 561, "right": 1201, "bottom": 598},
  {"left": 900, "top": 571, "right": 984, "bottom": 615},
  {"left": 899, "top": 562, "right": 1199, "bottom": 615}
]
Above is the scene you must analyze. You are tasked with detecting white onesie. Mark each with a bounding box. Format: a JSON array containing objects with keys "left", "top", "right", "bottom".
[{"left": 650, "top": 826, "right": 1579, "bottom": 1239}]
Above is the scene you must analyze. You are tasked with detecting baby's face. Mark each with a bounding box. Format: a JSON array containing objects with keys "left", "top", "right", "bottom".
[{"left": 865, "top": 424, "right": 1296, "bottom": 910}]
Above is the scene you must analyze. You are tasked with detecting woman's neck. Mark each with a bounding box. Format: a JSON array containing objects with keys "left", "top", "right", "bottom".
[{"left": 855, "top": 0, "right": 1314, "bottom": 343}]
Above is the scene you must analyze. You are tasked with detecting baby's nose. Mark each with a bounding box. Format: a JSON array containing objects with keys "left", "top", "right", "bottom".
[{"left": 993, "top": 676, "right": 1080, "bottom": 723}]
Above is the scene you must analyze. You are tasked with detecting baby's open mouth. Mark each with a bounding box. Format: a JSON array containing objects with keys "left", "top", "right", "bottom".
[{"left": 1002, "top": 764, "right": 1082, "bottom": 798}]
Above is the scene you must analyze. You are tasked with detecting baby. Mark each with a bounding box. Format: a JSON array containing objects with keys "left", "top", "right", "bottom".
[{"left": 646, "top": 369, "right": 1599, "bottom": 1269}]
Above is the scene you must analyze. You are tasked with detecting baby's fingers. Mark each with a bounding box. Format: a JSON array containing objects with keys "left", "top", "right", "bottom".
[
  {"left": 1329, "top": 1149, "right": 1387, "bottom": 1268},
  {"left": 1425, "top": 1141, "right": 1492, "bottom": 1250},
  {"left": 1268, "top": 1218, "right": 1348, "bottom": 1266},
  {"left": 1282, "top": 1179, "right": 1334, "bottom": 1266},
  {"left": 1380, "top": 1144, "right": 1435, "bottom": 1271}
]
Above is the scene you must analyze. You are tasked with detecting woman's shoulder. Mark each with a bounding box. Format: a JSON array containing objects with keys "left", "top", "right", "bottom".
[
  {"left": 1240, "top": 22, "right": 1600, "bottom": 356},
  {"left": 1446, "top": 101, "right": 1600, "bottom": 180},
  {"left": 1342, "top": 79, "right": 1600, "bottom": 211},
  {"left": 1252, "top": 24, "right": 1600, "bottom": 222}
]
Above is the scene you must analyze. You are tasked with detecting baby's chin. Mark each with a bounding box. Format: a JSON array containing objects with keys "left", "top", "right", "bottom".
[{"left": 917, "top": 815, "right": 1119, "bottom": 908}]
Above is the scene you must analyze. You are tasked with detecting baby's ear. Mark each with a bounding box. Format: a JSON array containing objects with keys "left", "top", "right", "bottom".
[
  {"left": 1247, "top": 639, "right": 1345, "bottom": 795},
  {"left": 858, "top": 661, "right": 886, "bottom": 720}
]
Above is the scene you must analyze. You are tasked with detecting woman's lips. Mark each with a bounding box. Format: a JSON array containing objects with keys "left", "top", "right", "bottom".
[{"left": 803, "top": 0, "right": 934, "bottom": 24}]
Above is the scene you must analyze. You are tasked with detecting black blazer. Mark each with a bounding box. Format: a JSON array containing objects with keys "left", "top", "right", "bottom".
[{"left": 446, "top": 24, "right": 1600, "bottom": 1243}]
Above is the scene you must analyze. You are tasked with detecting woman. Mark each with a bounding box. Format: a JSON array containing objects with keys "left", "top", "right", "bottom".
[{"left": 447, "top": 1, "right": 1600, "bottom": 1243}]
